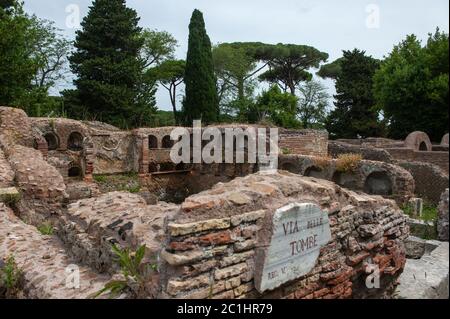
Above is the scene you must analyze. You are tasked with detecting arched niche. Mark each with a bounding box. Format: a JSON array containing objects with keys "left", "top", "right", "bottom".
[{"left": 363, "top": 171, "right": 393, "bottom": 196}]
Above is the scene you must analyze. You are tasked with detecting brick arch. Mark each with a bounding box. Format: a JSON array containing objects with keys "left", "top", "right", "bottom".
[
  {"left": 68, "top": 131, "right": 84, "bottom": 151},
  {"left": 68, "top": 162, "right": 83, "bottom": 178},
  {"left": 404, "top": 131, "right": 432, "bottom": 152},
  {"left": 44, "top": 132, "right": 60, "bottom": 151}
]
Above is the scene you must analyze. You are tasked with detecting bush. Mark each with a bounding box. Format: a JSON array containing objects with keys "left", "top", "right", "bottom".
[
  {"left": 93, "top": 244, "right": 156, "bottom": 299},
  {"left": 0, "top": 255, "right": 23, "bottom": 298},
  {"left": 335, "top": 153, "right": 362, "bottom": 172}
]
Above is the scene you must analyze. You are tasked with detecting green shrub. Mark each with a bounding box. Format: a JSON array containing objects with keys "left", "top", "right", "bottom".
[
  {"left": 37, "top": 222, "right": 54, "bottom": 236},
  {"left": 0, "top": 255, "right": 23, "bottom": 297},
  {"left": 93, "top": 245, "right": 154, "bottom": 299}
]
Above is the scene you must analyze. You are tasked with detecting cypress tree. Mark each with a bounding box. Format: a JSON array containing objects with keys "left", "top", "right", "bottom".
[
  {"left": 183, "top": 9, "right": 219, "bottom": 125},
  {"left": 68, "top": 0, "right": 155, "bottom": 128}
]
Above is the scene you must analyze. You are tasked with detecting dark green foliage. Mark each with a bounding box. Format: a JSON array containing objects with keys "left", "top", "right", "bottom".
[
  {"left": 248, "top": 86, "right": 300, "bottom": 128},
  {"left": 317, "top": 57, "right": 344, "bottom": 80},
  {"left": 259, "top": 44, "right": 329, "bottom": 95},
  {"left": 68, "top": 0, "right": 155, "bottom": 128},
  {"left": 182, "top": 9, "right": 219, "bottom": 126},
  {"left": 373, "top": 29, "right": 449, "bottom": 141},
  {"left": 326, "top": 49, "right": 384, "bottom": 139},
  {"left": 0, "top": 1, "right": 36, "bottom": 105}
]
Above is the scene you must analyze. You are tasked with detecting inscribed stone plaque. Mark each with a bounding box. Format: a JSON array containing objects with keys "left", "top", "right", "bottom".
[{"left": 255, "top": 203, "right": 331, "bottom": 293}]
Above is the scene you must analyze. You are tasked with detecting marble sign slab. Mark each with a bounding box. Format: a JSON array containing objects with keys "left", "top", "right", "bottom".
[{"left": 255, "top": 202, "right": 331, "bottom": 293}]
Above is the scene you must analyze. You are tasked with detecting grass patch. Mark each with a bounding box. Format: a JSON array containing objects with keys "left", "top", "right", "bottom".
[
  {"left": 93, "top": 173, "right": 141, "bottom": 194},
  {"left": 402, "top": 201, "right": 438, "bottom": 222},
  {"left": 93, "top": 175, "right": 107, "bottom": 183},
  {"left": 421, "top": 202, "right": 438, "bottom": 222},
  {"left": 37, "top": 222, "right": 54, "bottom": 236}
]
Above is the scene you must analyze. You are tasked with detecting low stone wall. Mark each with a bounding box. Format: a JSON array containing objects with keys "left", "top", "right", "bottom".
[
  {"left": 398, "top": 161, "right": 449, "bottom": 205},
  {"left": 159, "top": 172, "right": 408, "bottom": 299},
  {"left": 328, "top": 141, "right": 394, "bottom": 163},
  {"left": 278, "top": 155, "right": 415, "bottom": 205},
  {"left": 0, "top": 203, "right": 111, "bottom": 299},
  {"left": 58, "top": 192, "right": 178, "bottom": 275},
  {"left": 386, "top": 148, "right": 449, "bottom": 174}
]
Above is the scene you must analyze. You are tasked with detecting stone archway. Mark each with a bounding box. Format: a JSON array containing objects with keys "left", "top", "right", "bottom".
[
  {"left": 363, "top": 171, "right": 393, "bottom": 196},
  {"left": 68, "top": 165, "right": 82, "bottom": 178},
  {"left": 404, "top": 131, "right": 432, "bottom": 152},
  {"left": 68, "top": 132, "right": 84, "bottom": 151},
  {"left": 44, "top": 132, "right": 59, "bottom": 150},
  {"left": 148, "top": 135, "right": 158, "bottom": 149}
]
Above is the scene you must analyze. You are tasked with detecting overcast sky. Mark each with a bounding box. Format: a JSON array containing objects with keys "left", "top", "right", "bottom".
[{"left": 24, "top": 0, "right": 449, "bottom": 111}]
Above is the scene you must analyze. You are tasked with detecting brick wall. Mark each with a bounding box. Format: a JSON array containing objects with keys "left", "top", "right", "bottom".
[
  {"left": 159, "top": 172, "right": 408, "bottom": 299},
  {"left": 279, "top": 129, "right": 328, "bottom": 157},
  {"left": 387, "top": 148, "right": 449, "bottom": 174},
  {"left": 398, "top": 161, "right": 449, "bottom": 205}
]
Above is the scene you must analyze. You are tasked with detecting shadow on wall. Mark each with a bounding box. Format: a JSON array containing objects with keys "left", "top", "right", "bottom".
[
  {"left": 363, "top": 171, "right": 393, "bottom": 196},
  {"left": 68, "top": 132, "right": 84, "bottom": 151}
]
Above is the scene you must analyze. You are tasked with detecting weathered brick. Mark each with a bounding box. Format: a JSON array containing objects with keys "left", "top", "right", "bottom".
[
  {"left": 168, "top": 218, "right": 231, "bottom": 237},
  {"left": 167, "top": 274, "right": 211, "bottom": 296},
  {"left": 234, "top": 239, "right": 256, "bottom": 252},
  {"left": 220, "top": 251, "right": 254, "bottom": 267},
  {"left": 230, "top": 210, "right": 266, "bottom": 226},
  {"left": 214, "top": 262, "right": 248, "bottom": 280},
  {"left": 198, "top": 230, "right": 233, "bottom": 246}
]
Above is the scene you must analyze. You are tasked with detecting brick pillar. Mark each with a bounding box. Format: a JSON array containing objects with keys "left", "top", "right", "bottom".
[
  {"left": 139, "top": 135, "right": 149, "bottom": 175},
  {"left": 83, "top": 137, "right": 95, "bottom": 183}
]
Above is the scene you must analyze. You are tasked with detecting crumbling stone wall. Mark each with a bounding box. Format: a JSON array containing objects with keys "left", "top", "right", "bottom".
[
  {"left": 0, "top": 203, "right": 110, "bottom": 299},
  {"left": 159, "top": 171, "right": 408, "bottom": 299},
  {"left": 328, "top": 141, "right": 394, "bottom": 163},
  {"left": 0, "top": 107, "right": 36, "bottom": 148},
  {"left": 278, "top": 155, "right": 414, "bottom": 205},
  {"left": 438, "top": 189, "right": 449, "bottom": 242},
  {"left": 58, "top": 192, "right": 178, "bottom": 275},
  {"left": 0, "top": 149, "right": 14, "bottom": 188},
  {"left": 398, "top": 161, "right": 449, "bottom": 205},
  {"left": 5, "top": 144, "right": 67, "bottom": 225}
]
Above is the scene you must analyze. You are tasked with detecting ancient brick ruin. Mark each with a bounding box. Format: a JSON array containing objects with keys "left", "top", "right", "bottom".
[{"left": 1, "top": 106, "right": 448, "bottom": 299}]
